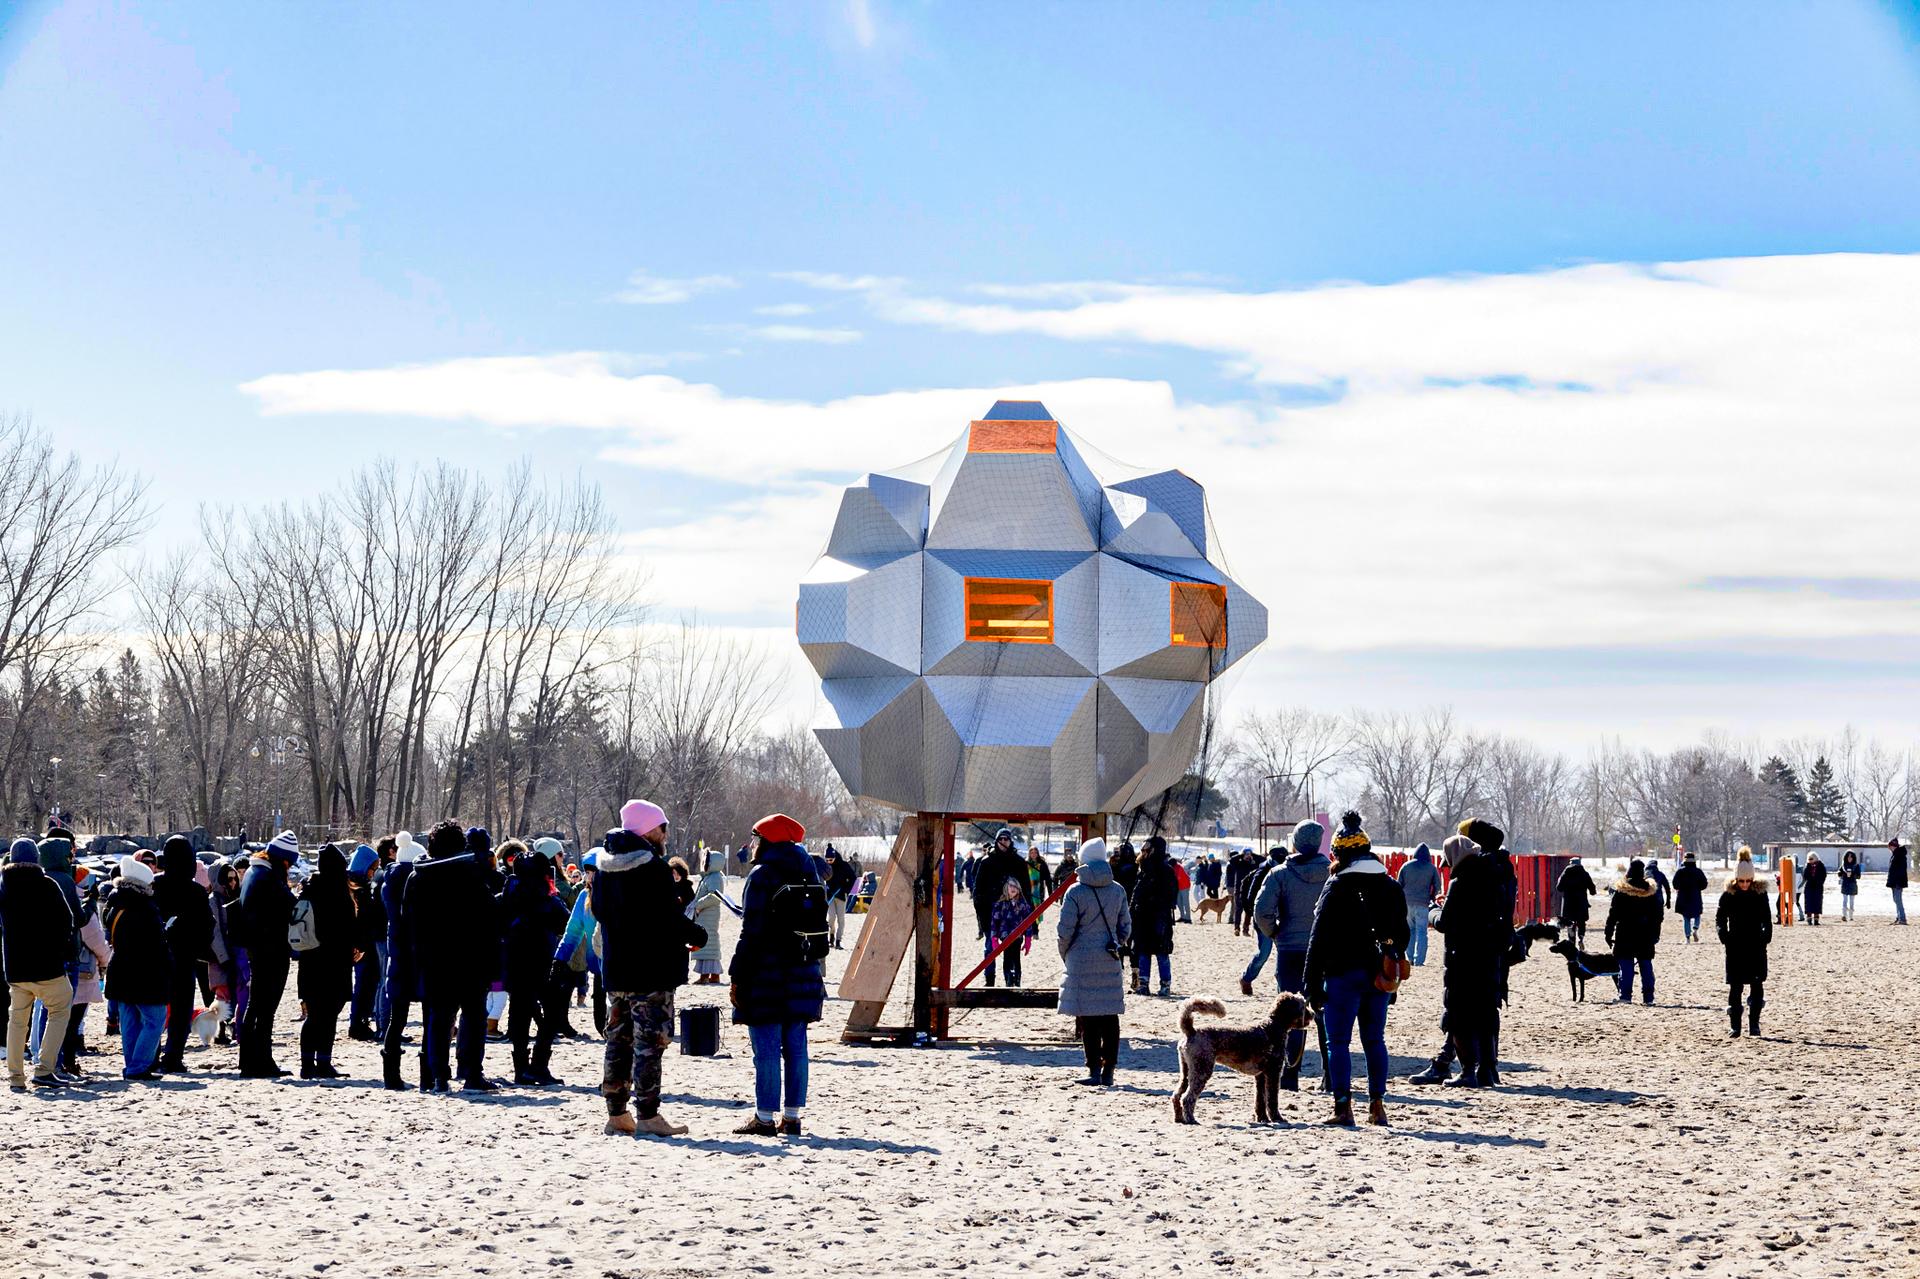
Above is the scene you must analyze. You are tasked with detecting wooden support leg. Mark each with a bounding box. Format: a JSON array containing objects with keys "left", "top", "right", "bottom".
[{"left": 911, "top": 813, "right": 940, "bottom": 1040}]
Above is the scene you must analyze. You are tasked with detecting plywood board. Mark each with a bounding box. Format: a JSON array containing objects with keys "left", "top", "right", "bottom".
[{"left": 837, "top": 817, "right": 918, "bottom": 1002}]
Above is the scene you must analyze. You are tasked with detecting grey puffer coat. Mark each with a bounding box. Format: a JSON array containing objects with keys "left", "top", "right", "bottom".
[{"left": 1056, "top": 860, "right": 1131, "bottom": 1018}]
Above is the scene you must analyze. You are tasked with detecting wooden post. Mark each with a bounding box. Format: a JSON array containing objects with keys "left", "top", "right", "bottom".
[{"left": 910, "top": 812, "right": 941, "bottom": 1039}]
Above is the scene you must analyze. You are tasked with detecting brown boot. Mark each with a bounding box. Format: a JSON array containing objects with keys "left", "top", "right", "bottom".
[
  {"left": 636, "top": 1113, "right": 689, "bottom": 1137},
  {"left": 604, "top": 1112, "right": 638, "bottom": 1136},
  {"left": 734, "top": 1116, "right": 778, "bottom": 1136},
  {"left": 1325, "top": 1099, "right": 1356, "bottom": 1127},
  {"left": 1239, "top": 978, "right": 1254, "bottom": 996},
  {"left": 779, "top": 1117, "right": 803, "bottom": 1137},
  {"left": 1366, "top": 1098, "right": 1389, "bottom": 1127}
]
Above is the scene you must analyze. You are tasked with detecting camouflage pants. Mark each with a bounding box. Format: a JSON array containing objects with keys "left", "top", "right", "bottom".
[{"left": 603, "top": 990, "right": 674, "bottom": 1118}]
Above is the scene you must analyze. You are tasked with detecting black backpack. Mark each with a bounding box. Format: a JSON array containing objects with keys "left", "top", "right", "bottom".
[{"left": 771, "top": 881, "right": 830, "bottom": 963}]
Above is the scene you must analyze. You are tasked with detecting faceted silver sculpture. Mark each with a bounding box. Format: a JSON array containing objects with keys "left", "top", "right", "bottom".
[{"left": 799, "top": 400, "right": 1267, "bottom": 813}]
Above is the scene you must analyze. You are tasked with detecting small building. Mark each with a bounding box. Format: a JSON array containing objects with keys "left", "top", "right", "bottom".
[{"left": 1762, "top": 840, "right": 1894, "bottom": 873}]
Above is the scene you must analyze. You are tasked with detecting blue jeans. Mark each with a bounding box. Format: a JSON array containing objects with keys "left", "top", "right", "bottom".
[
  {"left": 1134, "top": 952, "right": 1171, "bottom": 988},
  {"left": 1407, "top": 906, "right": 1430, "bottom": 966},
  {"left": 1241, "top": 931, "right": 1273, "bottom": 983},
  {"left": 120, "top": 1003, "right": 168, "bottom": 1078},
  {"left": 1894, "top": 889, "right": 1907, "bottom": 924},
  {"left": 1321, "top": 969, "right": 1389, "bottom": 1102},
  {"left": 1616, "top": 956, "right": 1655, "bottom": 1003},
  {"left": 1274, "top": 949, "right": 1312, "bottom": 1074},
  {"left": 1681, "top": 914, "right": 1701, "bottom": 941},
  {"left": 748, "top": 1021, "right": 809, "bottom": 1118}
]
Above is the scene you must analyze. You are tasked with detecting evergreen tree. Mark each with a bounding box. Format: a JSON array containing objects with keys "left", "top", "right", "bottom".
[
  {"left": 1758, "top": 755, "right": 1808, "bottom": 839},
  {"left": 1803, "top": 755, "right": 1849, "bottom": 838}
]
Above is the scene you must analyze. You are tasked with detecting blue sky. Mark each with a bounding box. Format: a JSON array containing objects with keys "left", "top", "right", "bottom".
[{"left": 4, "top": 1, "right": 1919, "bottom": 748}]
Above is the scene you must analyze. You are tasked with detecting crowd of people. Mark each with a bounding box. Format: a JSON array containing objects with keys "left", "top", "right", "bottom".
[
  {"left": 0, "top": 806, "right": 834, "bottom": 1140},
  {"left": 4, "top": 802, "right": 1907, "bottom": 1136}
]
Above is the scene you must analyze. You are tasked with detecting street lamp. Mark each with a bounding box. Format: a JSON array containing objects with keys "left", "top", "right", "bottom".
[{"left": 49, "top": 756, "right": 62, "bottom": 829}]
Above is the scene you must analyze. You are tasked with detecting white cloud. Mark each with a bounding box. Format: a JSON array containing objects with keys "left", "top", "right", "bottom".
[
  {"left": 750, "top": 325, "right": 862, "bottom": 344},
  {"left": 775, "top": 270, "right": 904, "bottom": 293},
  {"left": 614, "top": 269, "right": 739, "bottom": 305},
  {"left": 845, "top": 0, "right": 876, "bottom": 49},
  {"left": 754, "top": 302, "right": 816, "bottom": 317},
  {"left": 239, "top": 253, "right": 1920, "bottom": 675}
]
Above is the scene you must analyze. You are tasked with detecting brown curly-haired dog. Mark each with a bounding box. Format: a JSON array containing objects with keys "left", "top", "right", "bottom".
[{"left": 1172, "top": 993, "right": 1314, "bottom": 1125}]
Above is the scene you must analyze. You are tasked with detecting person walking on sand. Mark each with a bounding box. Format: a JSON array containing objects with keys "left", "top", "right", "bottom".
[
  {"left": 1129, "top": 836, "right": 1179, "bottom": 997},
  {"left": 730, "top": 813, "right": 827, "bottom": 1137},
  {"left": 1, "top": 838, "right": 80, "bottom": 1089},
  {"left": 1717, "top": 849, "right": 1772, "bottom": 1038},
  {"left": 1605, "top": 859, "right": 1663, "bottom": 1005},
  {"left": 101, "top": 855, "right": 171, "bottom": 1081},
  {"left": 1056, "top": 837, "right": 1129, "bottom": 1087},
  {"left": 1555, "top": 858, "right": 1597, "bottom": 948},
  {"left": 985, "top": 877, "right": 1029, "bottom": 988},
  {"left": 1801, "top": 851, "right": 1827, "bottom": 926},
  {"left": 1173, "top": 856, "right": 1192, "bottom": 924},
  {"left": 1888, "top": 840, "right": 1909, "bottom": 925},
  {"left": 822, "top": 847, "right": 857, "bottom": 951},
  {"left": 1673, "top": 852, "right": 1708, "bottom": 943},
  {"left": 593, "top": 800, "right": 706, "bottom": 1138},
  {"left": 1395, "top": 843, "right": 1441, "bottom": 967},
  {"left": 971, "top": 830, "right": 1031, "bottom": 970},
  {"left": 1838, "top": 850, "right": 1861, "bottom": 922},
  {"left": 1238, "top": 846, "right": 1287, "bottom": 994},
  {"left": 1304, "top": 814, "right": 1409, "bottom": 1127}
]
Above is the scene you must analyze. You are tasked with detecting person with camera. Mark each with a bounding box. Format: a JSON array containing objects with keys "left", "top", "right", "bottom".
[
  {"left": 1055, "top": 838, "right": 1130, "bottom": 1087},
  {"left": 1303, "top": 813, "right": 1409, "bottom": 1128}
]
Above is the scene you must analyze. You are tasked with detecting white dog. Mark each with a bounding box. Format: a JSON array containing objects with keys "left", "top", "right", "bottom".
[{"left": 189, "top": 999, "right": 232, "bottom": 1049}]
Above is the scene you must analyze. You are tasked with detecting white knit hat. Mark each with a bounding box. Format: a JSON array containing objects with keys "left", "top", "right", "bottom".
[
  {"left": 1078, "top": 837, "right": 1108, "bottom": 865},
  {"left": 394, "top": 830, "right": 423, "bottom": 864},
  {"left": 118, "top": 854, "right": 154, "bottom": 887}
]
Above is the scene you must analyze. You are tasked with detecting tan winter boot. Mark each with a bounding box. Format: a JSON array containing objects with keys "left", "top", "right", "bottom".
[
  {"left": 1324, "top": 1099, "right": 1356, "bottom": 1127},
  {"left": 636, "top": 1113, "right": 689, "bottom": 1137},
  {"left": 603, "top": 1111, "right": 638, "bottom": 1136},
  {"left": 1367, "top": 1098, "right": 1390, "bottom": 1127},
  {"left": 779, "top": 1117, "right": 803, "bottom": 1137}
]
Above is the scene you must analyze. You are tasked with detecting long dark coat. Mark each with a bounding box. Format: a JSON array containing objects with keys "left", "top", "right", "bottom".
[
  {"left": 729, "top": 840, "right": 828, "bottom": 1026},
  {"left": 1715, "top": 882, "right": 1772, "bottom": 985},
  {"left": 1129, "top": 848, "right": 1179, "bottom": 958},
  {"left": 1605, "top": 880, "right": 1663, "bottom": 960}
]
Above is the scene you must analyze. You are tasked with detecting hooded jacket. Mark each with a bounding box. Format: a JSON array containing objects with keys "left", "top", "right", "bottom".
[
  {"left": 102, "top": 877, "right": 172, "bottom": 1006},
  {"left": 1395, "top": 848, "right": 1442, "bottom": 911},
  {"left": 1801, "top": 858, "right": 1828, "bottom": 913},
  {"left": 1673, "top": 861, "right": 1709, "bottom": 917},
  {"left": 1605, "top": 877, "right": 1664, "bottom": 959},
  {"left": 380, "top": 858, "right": 419, "bottom": 996},
  {"left": 591, "top": 831, "right": 706, "bottom": 994},
  {"left": 1256, "top": 849, "right": 1329, "bottom": 951},
  {"left": 501, "top": 866, "right": 570, "bottom": 992},
  {"left": 0, "top": 859, "right": 76, "bottom": 983},
  {"left": 154, "top": 838, "right": 216, "bottom": 969},
  {"left": 1303, "top": 852, "right": 1411, "bottom": 1002},
  {"left": 728, "top": 839, "right": 826, "bottom": 1025},
  {"left": 1056, "top": 857, "right": 1131, "bottom": 1018},
  {"left": 239, "top": 854, "right": 297, "bottom": 961},
  {"left": 1129, "top": 842, "right": 1180, "bottom": 957},
  {"left": 1434, "top": 849, "right": 1513, "bottom": 1026},
  {"left": 296, "top": 846, "right": 357, "bottom": 1005},
  {"left": 35, "top": 836, "right": 85, "bottom": 963}
]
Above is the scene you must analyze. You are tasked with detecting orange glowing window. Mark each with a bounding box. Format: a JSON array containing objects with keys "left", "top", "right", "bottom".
[
  {"left": 1170, "top": 582, "right": 1227, "bottom": 649},
  {"left": 965, "top": 578, "right": 1054, "bottom": 644},
  {"left": 968, "top": 420, "right": 1058, "bottom": 454}
]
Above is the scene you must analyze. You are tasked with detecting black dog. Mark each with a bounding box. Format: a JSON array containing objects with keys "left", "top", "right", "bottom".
[{"left": 1548, "top": 938, "right": 1617, "bottom": 1002}]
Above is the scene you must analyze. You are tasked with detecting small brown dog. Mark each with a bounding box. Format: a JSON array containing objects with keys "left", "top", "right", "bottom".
[
  {"left": 1194, "top": 895, "right": 1229, "bottom": 924},
  {"left": 1172, "top": 993, "right": 1314, "bottom": 1125}
]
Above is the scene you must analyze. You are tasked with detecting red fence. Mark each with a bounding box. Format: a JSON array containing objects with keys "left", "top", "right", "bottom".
[{"left": 1381, "top": 851, "right": 1576, "bottom": 927}]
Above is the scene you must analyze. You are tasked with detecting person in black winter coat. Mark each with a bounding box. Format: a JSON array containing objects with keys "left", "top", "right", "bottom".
[
  {"left": 1673, "top": 853, "right": 1709, "bottom": 942},
  {"left": 1888, "top": 839, "right": 1909, "bottom": 925},
  {"left": 404, "top": 820, "right": 499, "bottom": 1092},
  {"left": 1717, "top": 855, "right": 1772, "bottom": 1037},
  {"left": 153, "top": 836, "right": 216, "bottom": 1072},
  {"left": 1605, "top": 859, "right": 1664, "bottom": 1004},
  {"left": 347, "top": 844, "right": 388, "bottom": 1041},
  {"left": 501, "top": 855, "right": 570, "bottom": 1086},
  {"left": 589, "top": 802, "right": 707, "bottom": 1137},
  {"left": 1555, "top": 860, "right": 1597, "bottom": 946},
  {"left": 1426, "top": 821, "right": 1514, "bottom": 1088},
  {"left": 378, "top": 834, "right": 423, "bottom": 1090},
  {"left": 102, "top": 856, "right": 172, "bottom": 1080},
  {"left": 296, "top": 844, "right": 357, "bottom": 1079},
  {"left": 1303, "top": 818, "right": 1410, "bottom": 1127},
  {"left": 729, "top": 813, "right": 828, "bottom": 1137},
  {"left": 237, "top": 833, "right": 300, "bottom": 1079},
  {"left": 970, "top": 829, "right": 1032, "bottom": 947},
  {"left": 1129, "top": 837, "right": 1179, "bottom": 996},
  {"left": 1, "top": 838, "right": 78, "bottom": 1087}
]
